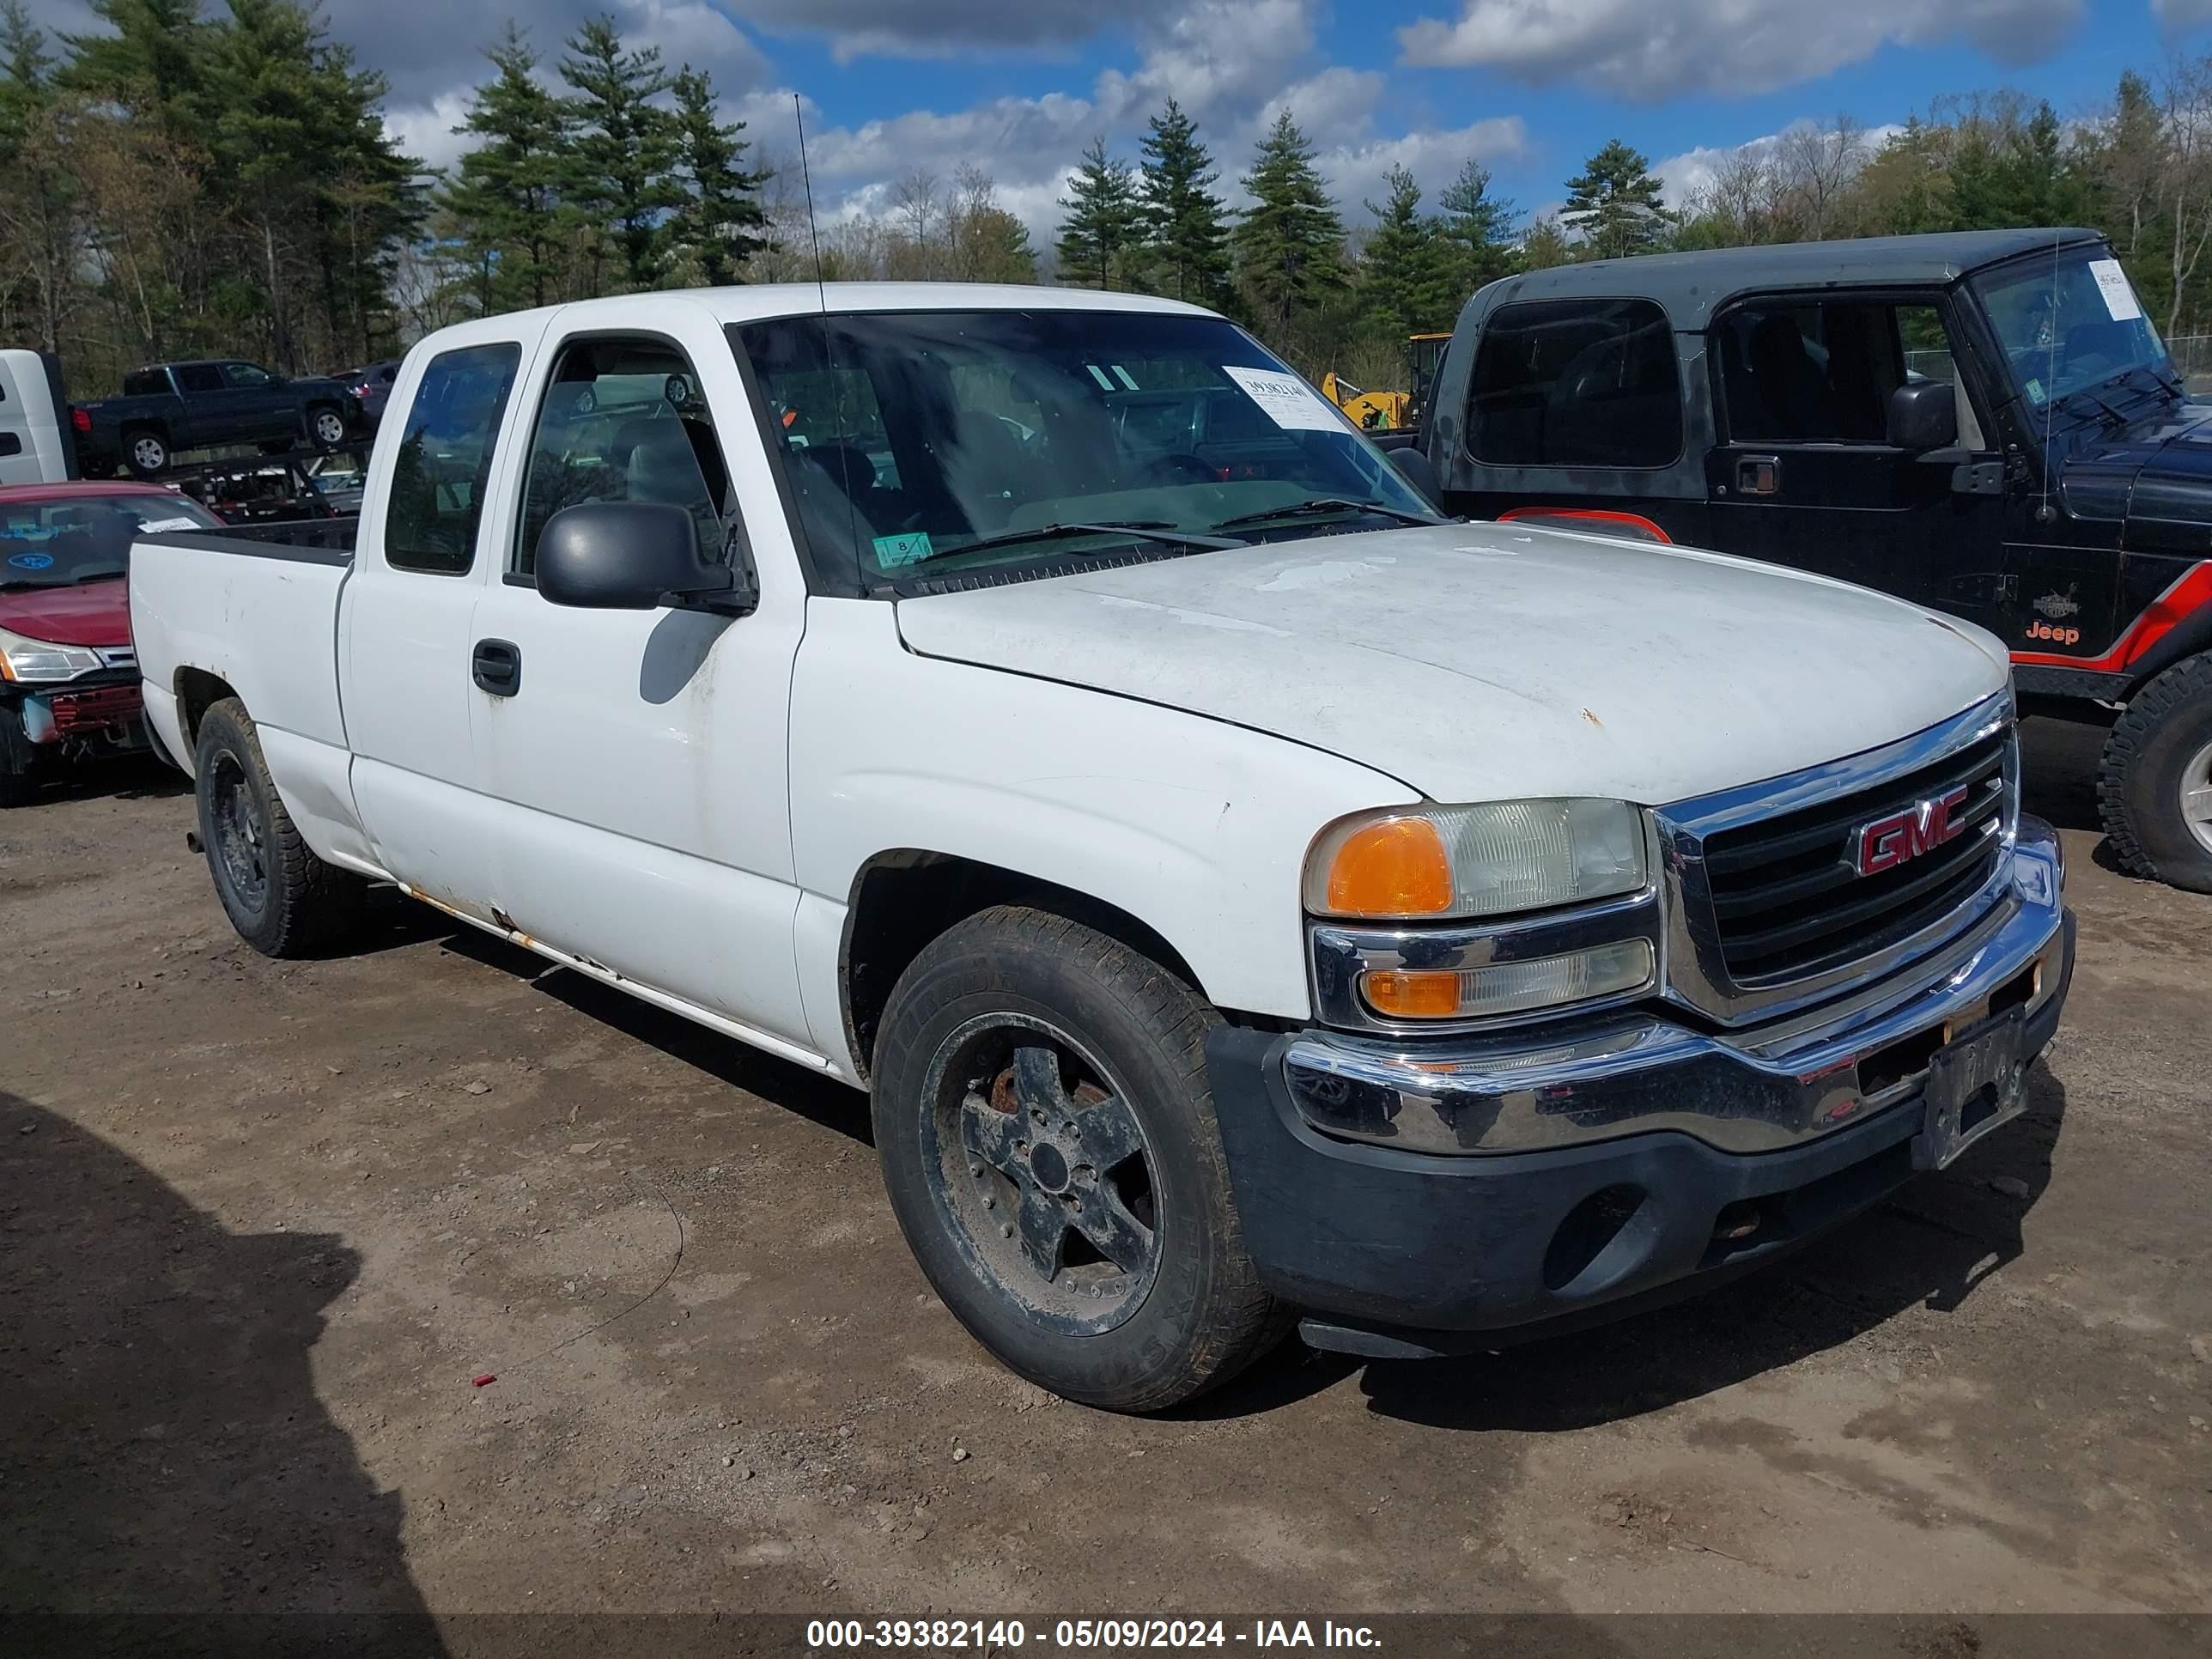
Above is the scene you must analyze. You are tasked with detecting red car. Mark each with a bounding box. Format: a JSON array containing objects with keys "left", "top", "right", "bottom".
[{"left": 0, "top": 480, "right": 222, "bottom": 805}]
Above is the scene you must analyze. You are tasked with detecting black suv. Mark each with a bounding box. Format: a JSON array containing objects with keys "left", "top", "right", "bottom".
[{"left": 1398, "top": 228, "right": 2212, "bottom": 891}]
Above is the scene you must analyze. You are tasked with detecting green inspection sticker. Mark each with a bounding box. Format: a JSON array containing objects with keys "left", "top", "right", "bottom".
[{"left": 872, "top": 531, "right": 934, "bottom": 568}]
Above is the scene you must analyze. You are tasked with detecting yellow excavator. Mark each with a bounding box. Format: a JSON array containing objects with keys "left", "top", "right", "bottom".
[{"left": 1322, "top": 332, "right": 1453, "bottom": 432}]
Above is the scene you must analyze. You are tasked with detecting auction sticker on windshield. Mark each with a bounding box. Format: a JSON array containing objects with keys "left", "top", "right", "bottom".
[
  {"left": 1223, "top": 365, "right": 1344, "bottom": 433},
  {"left": 2089, "top": 258, "right": 2144, "bottom": 322},
  {"left": 873, "top": 531, "right": 934, "bottom": 568}
]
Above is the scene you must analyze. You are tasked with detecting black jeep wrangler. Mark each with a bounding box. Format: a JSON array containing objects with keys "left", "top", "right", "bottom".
[{"left": 1401, "top": 228, "right": 2212, "bottom": 891}]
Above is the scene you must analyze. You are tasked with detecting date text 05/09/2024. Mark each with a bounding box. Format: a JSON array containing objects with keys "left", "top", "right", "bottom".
[{"left": 805, "top": 1620, "right": 1382, "bottom": 1650}]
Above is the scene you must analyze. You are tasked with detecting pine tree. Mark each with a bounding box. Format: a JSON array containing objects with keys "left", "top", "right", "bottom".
[
  {"left": 1357, "top": 166, "right": 1456, "bottom": 341},
  {"left": 58, "top": 0, "right": 206, "bottom": 133},
  {"left": 662, "top": 66, "right": 769, "bottom": 288},
  {"left": 441, "top": 23, "right": 575, "bottom": 313},
  {"left": 0, "top": 0, "right": 82, "bottom": 354},
  {"left": 1232, "top": 110, "right": 1345, "bottom": 342},
  {"left": 1137, "top": 99, "right": 1231, "bottom": 306},
  {"left": 1435, "top": 157, "right": 1518, "bottom": 291},
  {"left": 560, "top": 13, "right": 682, "bottom": 293},
  {"left": 1055, "top": 135, "right": 1141, "bottom": 289},
  {"left": 1562, "top": 139, "right": 1672, "bottom": 259}
]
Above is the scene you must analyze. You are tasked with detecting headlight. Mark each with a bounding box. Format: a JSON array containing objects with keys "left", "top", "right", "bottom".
[
  {"left": 1305, "top": 799, "right": 1648, "bottom": 921},
  {"left": 0, "top": 623, "right": 103, "bottom": 684}
]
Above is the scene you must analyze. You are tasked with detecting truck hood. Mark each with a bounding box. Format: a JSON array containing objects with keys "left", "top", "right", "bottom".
[
  {"left": 2052, "top": 395, "right": 2212, "bottom": 530},
  {"left": 0, "top": 577, "right": 131, "bottom": 647},
  {"left": 893, "top": 522, "right": 2008, "bottom": 806}
]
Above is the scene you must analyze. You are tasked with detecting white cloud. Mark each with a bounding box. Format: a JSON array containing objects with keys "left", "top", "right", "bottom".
[
  {"left": 1650, "top": 119, "right": 1905, "bottom": 207},
  {"left": 1397, "top": 0, "right": 2085, "bottom": 100}
]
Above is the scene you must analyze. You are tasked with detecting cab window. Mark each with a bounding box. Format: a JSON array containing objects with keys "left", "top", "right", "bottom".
[
  {"left": 222, "top": 362, "right": 276, "bottom": 389},
  {"left": 514, "top": 337, "right": 732, "bottom": 575},
  {"left": 1467, "top": 298, "right": 1680, "bottom": 468},
  {"left": 385, "top": 343, "right": 522, "bottom": 575},
  {"left": 1716, "top": 301, "right": 1984, "bottom": 448},
  {"left": 174, "top": 365, "right": 224, "bottom": 394}
]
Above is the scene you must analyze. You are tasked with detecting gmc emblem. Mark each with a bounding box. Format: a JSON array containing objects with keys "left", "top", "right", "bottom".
[{"left": 1852, "top": 784, "right": 1972, "bottom": 876}]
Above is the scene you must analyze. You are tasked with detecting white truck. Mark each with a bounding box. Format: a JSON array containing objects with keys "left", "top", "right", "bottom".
[{"left": 129, "top": 284, "right": 2074, "bottom": 1411}]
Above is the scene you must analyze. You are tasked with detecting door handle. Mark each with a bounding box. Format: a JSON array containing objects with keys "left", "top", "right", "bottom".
[
  {"left": 471, "top": 638, "right": 521, "bottom": 697},
  {"left": 1734, "top": 455, "right": 1782, "bottom": 497}
]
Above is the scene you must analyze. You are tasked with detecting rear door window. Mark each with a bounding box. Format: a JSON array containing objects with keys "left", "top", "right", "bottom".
[
  {"left": 385, "top": 343, "right": 522, "bottom": 575},
  {"left": 123, "top": 369, "right": 171, "bottom": 397},
  {"left": 173, "top": 365, "right": 224, "bottom": 394},
  {"left": 1468, "top": 298, "right": 1681, "bottom": 468}
]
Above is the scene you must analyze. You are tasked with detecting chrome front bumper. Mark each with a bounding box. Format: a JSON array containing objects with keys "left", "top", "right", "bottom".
[{"left": 1281, "top": 817, "right": 2069, "bottom": 1158}]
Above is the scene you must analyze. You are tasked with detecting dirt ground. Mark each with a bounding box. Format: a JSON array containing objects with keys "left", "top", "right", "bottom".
[{"left": 3, "top": 718, "right": 2209, "bottom": 1643}]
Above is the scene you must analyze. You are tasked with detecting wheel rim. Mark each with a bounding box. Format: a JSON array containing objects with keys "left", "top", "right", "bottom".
[
  {"left": 315, "top": 411, "right": 345, "bottom": 444},
  {"left": 2184, "top": 738, "right": 2212, "bottom": 857},
  {"left": 132, "top": 436, "right": 165, "bottom": 471},
  {"left": 919, "top": 1013, "right": 1162, "bottom": 1336},
  {"left": 210, "top": 751, "right": 269, "bottom": 911}
]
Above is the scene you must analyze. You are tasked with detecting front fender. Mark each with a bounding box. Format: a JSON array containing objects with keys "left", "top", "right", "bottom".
[{"left": 787, "top": 599, "right": 1417, "bottom": 1025}]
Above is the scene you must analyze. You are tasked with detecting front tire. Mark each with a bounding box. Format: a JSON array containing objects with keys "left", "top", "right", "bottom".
[
  {"left": 0, "top": 705, "right": 39, "bottom": 807},
  {"left": 123, "top": 428, "right": 168, "bottom": 478},
  {"left": 308, "top": 406, "right": 348, "bottom": 450},
  {"left": 2099, "top": 652, "right": 2212, "bottom": 893},
  {"left": 193, "top": 697, "right": 366, "bottom": 956},
  {"left": 872, "top": 906, "right": 1284, "bottom": 1412}
]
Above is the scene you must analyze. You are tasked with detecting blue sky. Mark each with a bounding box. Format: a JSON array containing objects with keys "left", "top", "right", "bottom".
[{"left": 25, "top": 1, "right": 2212, "bottom": 236}]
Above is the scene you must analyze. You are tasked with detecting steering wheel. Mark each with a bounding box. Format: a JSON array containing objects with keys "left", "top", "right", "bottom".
[{"left": 1143, "top": 453, "right": 1220, "bottom": 486}]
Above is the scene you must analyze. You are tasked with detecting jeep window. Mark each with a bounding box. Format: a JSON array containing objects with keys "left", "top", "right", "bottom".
[
  {"left": 1467, "top": 298, "right": 1680, "bottom": 469},
  {"left": 735, "top": 310, "right": 1432, "bottom": 590},
  {"left": 1717, "top": 301, "right": 1984, "bottom": 448},
  {"left": 1973, "top": 246, "right": 2173, "bottom": 412}
]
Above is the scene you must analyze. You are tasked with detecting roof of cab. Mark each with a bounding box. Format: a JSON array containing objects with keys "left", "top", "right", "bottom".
[{"left": 1472, "top": 228, "right": 2109, "bottom": 330}]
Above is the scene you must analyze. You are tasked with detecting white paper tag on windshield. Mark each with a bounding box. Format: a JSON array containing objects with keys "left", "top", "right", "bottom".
[
  {"left": 1223, "top": 365, "right": 1344, "bottom": 432},
  {"left": 2088, "top": 258, "right": 2143, "bottom": 322},
  {"left": 137, "top": 516, "right": 204, "bottom": 535}
]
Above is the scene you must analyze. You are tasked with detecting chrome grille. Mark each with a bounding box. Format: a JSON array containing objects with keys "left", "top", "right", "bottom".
[
  {"left": 1704, "top": 729, "right": 2011, "bottom": 984},
  {"left": 1655, "top": 696, "right": 2021, "bottom": 1028}
]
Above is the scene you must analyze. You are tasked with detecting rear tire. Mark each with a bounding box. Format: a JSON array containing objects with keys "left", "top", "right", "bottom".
[
  {"left": 123, "top": 428, "right": 168, "bottom": 478},
  {"left": 308, "top": 406, "right": 347, "bottom": 450},
  {"left": 2099, "top": 652, "right": 2212, "bottom": 893},
  {"left": 0, "top": 705, "right": 38, "bottom": 807},
  {"left": 192, "top": 697, "right": 366, "bottom": 956},
  {"left": 872, "top": 905, "right": 1284, "bottom": 1413}
]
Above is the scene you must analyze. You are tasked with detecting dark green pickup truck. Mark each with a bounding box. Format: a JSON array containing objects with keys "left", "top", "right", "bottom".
[{"left": 73, "top": 359, "right": 357, "bottom": 479}]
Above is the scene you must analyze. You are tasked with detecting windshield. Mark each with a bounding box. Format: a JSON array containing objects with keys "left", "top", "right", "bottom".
[
  {"left": 733, "top": 309, "right": 1437, "bottom": 589},
  {"left": 1972, "top": 246, "right": 2175, "bottom": 414},
  {"left": 0, "top": 493, "right": 220, "bottom": 587}
]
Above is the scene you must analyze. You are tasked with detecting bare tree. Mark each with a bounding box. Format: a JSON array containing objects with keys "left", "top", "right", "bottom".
[
  {"left": 1775, "top": 113, "right": 1868, "bottom": 240},
  {"left": 2159, "top": 55, "right": 2212, "bottom": 337}
]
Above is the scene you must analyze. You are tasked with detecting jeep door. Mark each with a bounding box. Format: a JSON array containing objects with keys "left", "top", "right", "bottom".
[{"left": 1701, "top": 295, "right": 2011, "bottom": 632}]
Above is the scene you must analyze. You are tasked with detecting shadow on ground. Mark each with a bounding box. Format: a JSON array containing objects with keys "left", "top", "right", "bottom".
[
  {"left": 434, "top": 927, "right": 872, "bottom": 1147},
  {"left": 0, "top": 1091, "right": 443, "bottom": 1654}
]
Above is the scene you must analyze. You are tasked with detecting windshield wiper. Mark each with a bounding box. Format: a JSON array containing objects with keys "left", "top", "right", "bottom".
[
  {"left": 908, "top": 520, "right": 1245, "bottom": 565},
  {"left": 1209, "top": 496, "right": 1443, "bottom": 532}
]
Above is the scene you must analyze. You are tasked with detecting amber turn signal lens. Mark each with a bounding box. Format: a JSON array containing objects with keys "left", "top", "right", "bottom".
[
  {"left": 1322, "top": 817, "right": 1453, "bottom": 918},
  {"left": 1361, "top": 969, "right": 1463, "bottom": 1018}
]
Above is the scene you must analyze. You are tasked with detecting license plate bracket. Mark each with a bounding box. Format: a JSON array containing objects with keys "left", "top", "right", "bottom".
[{"left": 1923, "top": 1008, "right": 2027, "bottom": 1169}]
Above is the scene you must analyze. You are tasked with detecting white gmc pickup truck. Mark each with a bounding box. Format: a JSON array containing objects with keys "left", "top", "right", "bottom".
[{"left": 129, "top": 284, "right": 2074, "bottom": 1410}]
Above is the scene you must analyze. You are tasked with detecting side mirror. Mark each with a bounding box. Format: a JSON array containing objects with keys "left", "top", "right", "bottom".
[
  {"left": 535, "top": 501, "right": 755, "bottom": 614},
  {"left": 1887, "top": 380, "right": 1958, "bottom": 453},
  {"left": 1386, "top": 444, "right": 1441, "bottom": 507}
]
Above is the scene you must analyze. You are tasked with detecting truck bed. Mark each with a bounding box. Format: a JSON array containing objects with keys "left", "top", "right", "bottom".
[{"left": 128, "top": 525, "right": 357, "bottom": 782}]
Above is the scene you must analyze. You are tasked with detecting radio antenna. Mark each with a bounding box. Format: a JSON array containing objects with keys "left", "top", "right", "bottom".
[{"left": 795, "top": 94, "right": 828, "bottom": 309}]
